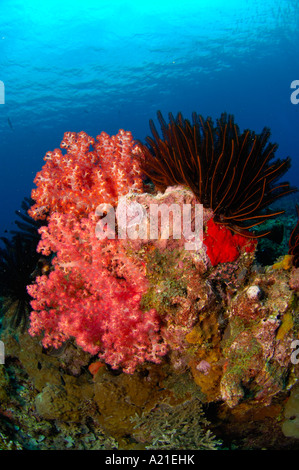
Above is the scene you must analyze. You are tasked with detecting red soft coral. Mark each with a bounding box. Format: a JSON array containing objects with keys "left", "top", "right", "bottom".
[
  {"left": 204, "top": 218, "right": 257, "bottom": 266},
  {"left": 29, "top": 129, "right": 143, "bottom": 220},
  {"left": 27, "top": 129, "right": 167, "bottom": 373},
  {"left": 28, "top": 213, "right": 167, "bottom": 373}
]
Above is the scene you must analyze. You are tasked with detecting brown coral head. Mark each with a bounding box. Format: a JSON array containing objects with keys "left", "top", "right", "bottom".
[{"left": 138, "top": 111, "right": 297, "bottom": 237}]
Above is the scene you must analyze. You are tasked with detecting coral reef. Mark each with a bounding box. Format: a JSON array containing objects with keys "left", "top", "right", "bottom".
[
  {"left": 1, "top": 121, "right": 299, "bottom": 450},
  {"left": 0, "top": 322, "right": 220, "bottom": 449},
  {"left": 220, "top": 268, "right": 297, "bottom": 407}
]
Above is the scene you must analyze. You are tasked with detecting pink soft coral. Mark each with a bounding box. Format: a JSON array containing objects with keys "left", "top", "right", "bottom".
[
  {"left": 27, "top": 130, "right": 167, "bottom": 373},
  {"left": 29, "top": 129, "right": 143, "bottom": 220},
  {"left": 28, "top": 213, "right": 167, "bottom": 373}
]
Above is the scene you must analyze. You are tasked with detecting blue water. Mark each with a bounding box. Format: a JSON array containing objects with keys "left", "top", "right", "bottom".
[{"left": 1, "top": 0, "right": 299, "bottom": 237}]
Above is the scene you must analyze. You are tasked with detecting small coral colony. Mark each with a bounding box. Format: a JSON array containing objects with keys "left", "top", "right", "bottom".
[{"left": 1, "top": 111, "right": 299, "bottom": 409}]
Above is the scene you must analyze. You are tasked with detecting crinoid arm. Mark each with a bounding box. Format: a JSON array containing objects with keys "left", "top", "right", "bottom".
[{"left": 139, "top": 111, "right": 297, "bottom": 237}]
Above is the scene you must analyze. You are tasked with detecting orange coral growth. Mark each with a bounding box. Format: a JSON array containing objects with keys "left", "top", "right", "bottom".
[
  {"left": 273, "top": 254, "right": 293, "bottom": 271},
  {"left": 88, "top": 361, "right": 105, "bottom": 376}
]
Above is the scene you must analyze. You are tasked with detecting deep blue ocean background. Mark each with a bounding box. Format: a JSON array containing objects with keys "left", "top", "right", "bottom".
[{"left": 0, "top": 0, "right": 299, "bottom": 238}]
